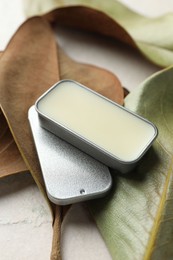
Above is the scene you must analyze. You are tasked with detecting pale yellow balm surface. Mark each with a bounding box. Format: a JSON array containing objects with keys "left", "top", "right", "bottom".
[{"left": 37, "top": 81, "right": 156, "bottom": 162}]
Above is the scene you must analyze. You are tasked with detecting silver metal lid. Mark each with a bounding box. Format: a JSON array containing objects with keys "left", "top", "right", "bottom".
[{"left": 28, "top": 106, "right": 112, "bottom": 205}]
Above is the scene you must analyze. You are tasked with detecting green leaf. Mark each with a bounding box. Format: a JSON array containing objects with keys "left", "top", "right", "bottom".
[
  {"left": 88, "top": 67, "right": 173, "bottom": 260},
  {"left": 24, "top": 0, "right": 173, "bottom": 67}
]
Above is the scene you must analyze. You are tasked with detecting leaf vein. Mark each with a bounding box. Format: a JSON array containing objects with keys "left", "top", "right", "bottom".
[{"left": 144, "top": 156, "right": 173, "bottom": 260}]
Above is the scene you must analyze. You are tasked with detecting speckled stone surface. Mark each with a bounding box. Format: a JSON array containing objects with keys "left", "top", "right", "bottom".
[{"left": 0, "top": 173, "right": 52, "bottom": 260}]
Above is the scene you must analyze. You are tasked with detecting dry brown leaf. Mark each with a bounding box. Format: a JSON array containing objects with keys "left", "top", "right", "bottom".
[
  {"left": 123, "top": 87, "right": 130, "bottom": 98},
  {"left": 0, "top": 17, "right": 59, "bottom": 192},
  {"left": 0, "top": 53, "right": 28, "bottom": 178},
  {"left": 44, "top": 6, "right": 136, "bottom": 48},
  {"left": 0, "top": 110, "right": 28, "bottom": 177},
  {"left": 1, "top": 48, "right": 27, "bottom": 177}
]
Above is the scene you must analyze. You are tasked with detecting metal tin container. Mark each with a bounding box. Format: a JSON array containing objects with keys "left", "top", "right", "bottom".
[{"left": 35, "top": 80, "right": 158, "bottom": 173}]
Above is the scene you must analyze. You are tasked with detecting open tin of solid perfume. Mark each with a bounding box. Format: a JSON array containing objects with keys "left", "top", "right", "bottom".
[{"left": 35, "top": 80, "right": 158, "bottom": 174}]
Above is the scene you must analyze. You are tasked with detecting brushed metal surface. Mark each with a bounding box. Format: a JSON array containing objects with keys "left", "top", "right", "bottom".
[{"left": 28, "top": 106, "right": 112, "bottom": 205}]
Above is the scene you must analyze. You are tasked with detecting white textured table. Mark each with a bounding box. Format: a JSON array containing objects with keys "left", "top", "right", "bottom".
[{"left": 0, "top": 1, "right": 172, "bottom": 259}]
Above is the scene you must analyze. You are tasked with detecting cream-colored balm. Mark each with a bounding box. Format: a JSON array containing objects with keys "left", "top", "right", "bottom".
[{"left": 36, "top": 80, "right": 158, "bottom": 172}]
